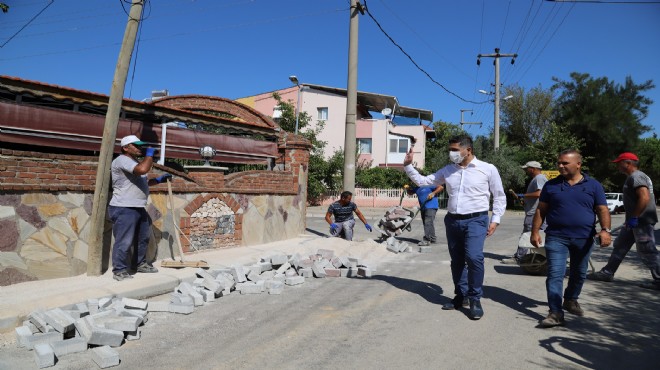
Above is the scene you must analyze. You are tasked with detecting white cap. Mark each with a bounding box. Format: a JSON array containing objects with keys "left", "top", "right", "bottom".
[
  {"left": 521, "top": 161, "right": 542, "bottom": 169},
  {"left": 120, "top": 135, "right": 146, "bottom": 147}
]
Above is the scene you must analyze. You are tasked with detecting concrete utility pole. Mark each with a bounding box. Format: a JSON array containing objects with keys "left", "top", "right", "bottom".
[
  {"left": 87, "top": 0, "right": 144, "bottom": 276},
  {"left": 477, "top": 48, "right": 517, "bottom": 150},
  {"left": 343, "top": 0, "right": 363, "bottom": 193}
]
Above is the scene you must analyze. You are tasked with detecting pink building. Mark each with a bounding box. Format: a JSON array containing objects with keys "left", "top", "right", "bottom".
[{"left": 237, "top": 84, "right": 433, "bottom": 168}]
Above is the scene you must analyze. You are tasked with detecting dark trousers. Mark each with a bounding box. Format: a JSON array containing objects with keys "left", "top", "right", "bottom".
[
  {"left": 109, "top": 206, "right": 151, "bottom": 273},
  {"left": 444, "top": 213, "right": 489, "bottom": 301},
  {"left": 421, "top": 208, "right": 438, "bottom": 243}
]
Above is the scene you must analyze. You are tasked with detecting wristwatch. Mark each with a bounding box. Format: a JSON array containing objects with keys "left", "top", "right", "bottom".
[{"left": 601, "top": 228, "right": 612, "bottom": 233}]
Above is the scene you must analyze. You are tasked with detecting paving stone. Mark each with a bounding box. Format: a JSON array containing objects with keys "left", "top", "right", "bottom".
[
  {"left": 176, "top": 282, "right": 204, "bottom": 306},
  {"left": 284, "top": 269, "right": 298, "bottom": 277},
  {"left": 116, "top": 308, "right": 147, "bottom": 325},
  {"left": 98, "top": 297, "right": 113, "bottom": 309},
  {"left": 43, "top": 308, "right": 75, "bottom": 333},
  {"left": 348, "top": 257, "right": 360, "bottom": 267},
  {"left": 214, "top": 273, "right": 235, "bottom": 290},
  {"left": 258, "top": 261, "right": 273, "bottom": 272},
  {"left": 33, "top": 343, "right": 54, "bottom": 368},
  {"left": 311, "top": 262, "right": 326, "bottom": 278},
  {"left": 126, "top": 328, "right": 141, "bottom": 341},
  {"left": 23, "top": 320, "right": 40, "bottom": 334},
  {"left": 91, "top": 345, "right": 120, "bottom": 368},
  {"left": 330, "top": 256, "right": 343, "bottom": 268},
  {"left": 270, "top": 254, "right": 288, "bottom": 266},
  {"left": 121, "top": 298, "right": 148, "bottom": 310},
  {"left": 15, "top": 325, "right": 32, "bottom": 348},
  {"left": 259, "top": 270, "right": 276, "bottom": 281},
  {"left": 25, "top": 331, "right": 63, "bottom": 350},
  {"left": 419, "top": 246, "right": 432, "bottom": 253},
  {"left": 339, "top": 268, "right": 349, "bottom": 277},
  {"left": 318, "top": 259, "right": 331, "bottom": 269},
  {"left": 346, "top": 268, "right": 359, "bottom": 278},
  {"left": 49, "top": 337, "right": 87, "bottom": 357},
  {"left": 100, "top": 316, "right": 140, "bottom": 332},
  {"left": 264, "top": 280, "right": 284, "bottom": 295},
  {"left": 168, "top": 302, "right": 194, "bottom": 314},
  {"left": 195, "top": 268, "right": 215, "bottom": 280},
  {"left": 238, "top": 282, "right": 263, "bottom": 294},
  {"left": 273, "top": 273, "right": 286, "bottom": 282},
  {"left": 324, "top": 267, "right": 341, "bottom": 277},
  {"left": 199, "top": 289, "right": 215, "bottom": 302},
  {"left": 317, "top": 249, "right": 334, "bottom": 259},
  {"left": 147, "top": 301, "right": 170, "bottom": 312},
  {"left": 285, "top": 276, "right": 305, "bottom": 286},
  {"left": 28, "top": 311, "right": 49, "bottom": 332},
  {"left": 246, "top": 268, "right": 261, "bottom": 282},
  {"left": 339, "top": 256, "right": 352, "bottom": 268},
  {"left": 357, "top": 267, "right": 373, "bottom": 278},
  {"left": 288, "top": 253, "right": 302, "bottom": 269},
  {"left": 276, "top": 262, "right": 291, "bottom": 275},
  {"left": 74, "top": 316, "right": 123, "bottom": 347},
  {"left": 230, "top": 264, "right": 247, "bottom": 283},
  {"left": 298, "top": 258, "right": 314, "bottom": 269},
  {"left": 74, "top": 303, "right": 89, "bottom": 317},
  {"left": 87, "top": 299, "right": 99, "bottom": 315}
]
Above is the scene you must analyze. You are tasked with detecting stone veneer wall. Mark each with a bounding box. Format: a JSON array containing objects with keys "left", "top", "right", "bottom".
[{"left": 0, "top": 134, "right": 310, "bottom": 286}]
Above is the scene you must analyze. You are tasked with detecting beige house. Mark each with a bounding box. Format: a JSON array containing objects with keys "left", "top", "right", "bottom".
[{"left": 238, "top": 84, "right": 433, "bottom": 168}]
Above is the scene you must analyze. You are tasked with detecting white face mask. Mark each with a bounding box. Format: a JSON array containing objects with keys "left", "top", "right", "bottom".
[{"left": 449, "top": 151, "right": 465, "bottom": 164}]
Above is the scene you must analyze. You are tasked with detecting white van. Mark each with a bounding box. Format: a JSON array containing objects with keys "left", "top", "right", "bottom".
[{"left": 605, "top": 193, "right": 624, "bottom": 214}]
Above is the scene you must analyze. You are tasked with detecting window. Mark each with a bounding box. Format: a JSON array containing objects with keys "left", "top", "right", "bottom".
[
  {"left": 272, "top": 105, "right": 282, "bottom": 119},
  {"left": 317, "top": 107, "right": 328, "bottom": 120},
  {"left": 357, "top": 138, "right": 372, "bottom": 154},
  {"left": 389, "top": 138, "right": 408, "bottom": 153}
]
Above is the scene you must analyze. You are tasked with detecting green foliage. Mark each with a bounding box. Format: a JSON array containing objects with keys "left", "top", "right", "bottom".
[
  {"left": 634, "top": 136, "right": 660, "bottom": 201},
  {"left": 552, "top": 72, "right": 654, "bottom": 184},
  {"left": 356, "top": 166, "right": 410, "bottom": 188},
  {"left": 272, "top": 92, "right": 312, "bottom": 134},
  {"left": 500, "top": 84, "right": 554, "bottom": 146},
  {"left": 424, "top": 120, "right": 465, "bottom": 172}
]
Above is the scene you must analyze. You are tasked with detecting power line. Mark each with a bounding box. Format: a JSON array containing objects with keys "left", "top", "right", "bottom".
[
  {"left": 0, "top": 0, "right": 54, "bottom": 48},
  {"left": 499, "top": 0, "right": 512, "bottom": 48},
  {"left": 362, "top": 1, "right": 488, "bottom": 105}
]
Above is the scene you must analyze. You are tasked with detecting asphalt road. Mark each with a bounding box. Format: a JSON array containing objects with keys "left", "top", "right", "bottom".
[{"left": 4, "top": 212, "right": 660, "bottom": 370}]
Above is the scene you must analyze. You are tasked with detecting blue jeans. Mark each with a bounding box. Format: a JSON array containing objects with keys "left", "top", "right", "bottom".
[
  {"left": 602, "top": 224, "right": 660, "bottom": 281},
  {"left": 444, "top": 214, "right": 489, "bottom": 301},
  {"left": 108, "top": 206, "right": 152, "bottom": 273},
  {"left": 544, "top": 235, "right": 594, "bottom": 313}
]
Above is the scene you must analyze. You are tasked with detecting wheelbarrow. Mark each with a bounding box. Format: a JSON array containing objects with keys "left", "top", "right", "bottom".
[{"left": 373, "top": 186, "right": 429, "bottom": 242}]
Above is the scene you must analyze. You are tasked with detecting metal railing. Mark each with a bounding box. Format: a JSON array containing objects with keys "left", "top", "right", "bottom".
[{"left": 321, "top": 188, "right": 448, "bottom": 208}]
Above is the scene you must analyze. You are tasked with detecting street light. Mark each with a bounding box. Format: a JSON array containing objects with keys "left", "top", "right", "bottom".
[{"left": 289, "top": 75, "right": 301, "bottom": 135}]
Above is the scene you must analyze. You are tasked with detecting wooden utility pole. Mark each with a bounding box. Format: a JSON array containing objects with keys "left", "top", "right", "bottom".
[
  {"left": 343, "top": 0, "right": 362, "bottom": 193},
  {"left": 87, "top": 0, "right": 144, "bottom": 276},
  {"left": 477, "top": 48, "right": 517, "bottom": 150}
]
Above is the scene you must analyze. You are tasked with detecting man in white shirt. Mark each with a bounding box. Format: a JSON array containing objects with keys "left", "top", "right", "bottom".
[{"left": 403, "top": 135, "right": 506, "bottom": 320}]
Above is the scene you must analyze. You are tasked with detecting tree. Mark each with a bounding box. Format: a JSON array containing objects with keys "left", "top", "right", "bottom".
[
  {"left": 552, "top": 72, "right": 654, "bottom": 183},
  {"left": 500, "top": 84, "right": 554, "bottom": 147},
  {"left": 424, "top": 120, "right": 465, "bottom": 172},
  {"left": 635, "top": 135, "right": 660, "bottom": 203}
]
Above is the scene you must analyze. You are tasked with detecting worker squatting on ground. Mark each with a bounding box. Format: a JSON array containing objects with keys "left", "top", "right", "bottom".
[
  {"left": 325, "top": 191, "right": 372, "bottom": 241},
  {"left": 109, "top": 135, "right": 172, "bottom": 281}
]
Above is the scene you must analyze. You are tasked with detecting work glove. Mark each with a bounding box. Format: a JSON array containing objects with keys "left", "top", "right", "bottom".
[
  {"left": 330, "top": 223, "right": 338, "bottom": 233},
  {"left": 626, "top": 217, "right": 639, "bottom": 228},
  {"left": 156, "top": 174, "right": 173, "bottom": 183},
  {"left": 517, "top": 193, "right": 524, "bottom": 198},
  {"left": 144, "top": 147, "right": 157, "bottom": 157},
  {"left": 427, "top": 194, "right": 434, "bottom": 200},
  {"left": 365, "top": 223, "right": 372, "bottom": 232}
]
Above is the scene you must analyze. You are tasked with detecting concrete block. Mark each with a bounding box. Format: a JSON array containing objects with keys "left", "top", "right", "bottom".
[
  {"left": 101, "top": 316, "right": 140, "bottom": 332},
  {"left": 63, "top": 309, "right": 82, "bottom": 319},
  {"left": 338, "top": 256, "right": 352, "bottom": 268},
  {"left": 147, "top": 301, "right": 170, "bottom": 312},
  {"left": 169, "top": 302, "right": 194, "bottom": 315},
  {"left": 258, "top": 261, "right": 273, "bottom": 272},
  {"left": 288, "top": 253, "right": 302, "bottom": 269},
  {"left": 311, "top": 262, "right": 326, "bottom": 278},
  {"left": 176, "top": 282, "right": 204, "bottom": 306},
  {"left": 192, "top": 278, "right": 205, "bottom": 287},
  {"left": 330, "top": 256, "right": 343, "bottom": 268},
  {"left": 98, "top": 297, "right": 113, "bottom": 309},
  {"left": 347, "top": 268, "right": 359, "bottom": 278},
  {"left": 74, "top": 317, "right": 123, "bottom": 347},
  {"left": 239, "top": 282, "right": 263, "bottom": 295},
  {"left": 270, "top": 254, "right": 288, "bottom": 266},
  {"left": 259, "top": 270, "right": 276, "bottom": 281},
  {"left": 348, "top": 257, "right": 360, "bottom": 267},
  {"left": 221, "top": 288, "right": 231, "bottom": 296},
  {"left": 49, "top": 337, "right": 87, "bottom": 357},
  {"left": 25, "top": 331, "right": 63, "bottom": 350},
  {"left": 215, "top": 273, "right": 235, "bottom": 290},
  {"left": 299, "top": 259, "right": 314, "bottom": 269},
  {"left": 202, "top": 278, "right": 223, "bottom": 295},
  {"left": 285, "top": 269, "right": 298, "bottom": 277},
  {"left": 43, "top": 325, "right": 56, "bottom": 333},
  {"left": 317, "top": 249, "right": 335, "bottom": 259},
  {"left": 386, "top": 242, "right": 401, "bottom": 253},
  {"left": 200, "top": 289, "right": 215, "bottom": 303},
  {"left": 285, "top": 276, "right": 305, "bottom": 286},
  {"left": 318, "top": 259, "right": 331, "bottom": 269},
  {"left": 91, "top": 346, "right": 120, "bottom": 369},
  {"left": 87, "top": 298, "right": 99, "bottom": 315},
  {"left": 273, "top": 273, "right": 286, "bottom": 282},
  {"left": 230, "top": 264, "right": 247, "bottom": 283},
  {"left": 23, "top": 320, "right": 40, "bottom": 333},
  {"left": 248, "top": 264, "right": 262, "bottom": 276},
  {"left": 419, "top": 246, "right": 432, "bottom": 253},
  {"left": 126, "top": 328, "right": 141, "bottom": 341},
  {"left": 357, "top": 267, "right": 373, "bottom": 278},
  {"left": 116, "top": 308, "right": 147, "bottom": 325},
  {"left": 276, "top": 262, "right": 291, "bottom": 275},
  {"left": 246, "top": 268, "right": 261, "bottom": 282},
  {"left": 15, "top": 325, "right": 32, "bottom": 347},
  {"left": 324, "top": 268, "right": 341, "bottom": 277},
  {"left": 264, "top": 279, "right": 284, "bottom": 295},
  {"left": 28, "top": 311, "right": 49, "bottom": 332},
  {"left": 298, "top": 267, "right": 314, "bottom": 278},
  {"left": 339, "top": 268, "right": 349, "bottom": 277},
  {"left": 309, "top": 254, "right": 320, "bottom": 261},
  {"left": 121, "top": 298, "right": 148, "bottom": 310},
  {"left": 195, "top": 268, "right": 215, "bottom": 280},
  {"left": 44, "top": 308, "right": 76, "bottom": 333},
  {"left": 33, "top": 343, "right": 55, "bottom": 368}
]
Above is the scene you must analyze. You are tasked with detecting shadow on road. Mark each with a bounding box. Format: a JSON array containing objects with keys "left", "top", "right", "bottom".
[
  {"left": 483, "top": 285, "right": 546, "bottom": 321},
  {"left": 493, "top": 265, "right": 532, "bottom": 276},
  {"left": 372, "top": 274, "right": 445, "bottom": 305}
]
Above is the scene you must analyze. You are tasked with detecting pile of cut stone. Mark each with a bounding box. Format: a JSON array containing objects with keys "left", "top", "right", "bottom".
[
  {"left": 375, "top": 206, "right": 417, "bottom": 237},
  {"left": 13, "top": 248, "right": 377, "bottom": 368}
]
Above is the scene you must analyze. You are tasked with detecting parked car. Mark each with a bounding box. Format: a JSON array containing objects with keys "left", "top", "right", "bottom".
[{"left": 605, "top": 193, "right": 624, "bottom": 214}]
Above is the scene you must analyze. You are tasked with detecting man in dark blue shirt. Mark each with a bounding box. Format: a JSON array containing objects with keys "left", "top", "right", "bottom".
[
  {"left": 325, "top": 191, "right": 372, "bottom": 241},
  {"left": 531, "top": 149, "right": 611, "bottom": 328}
]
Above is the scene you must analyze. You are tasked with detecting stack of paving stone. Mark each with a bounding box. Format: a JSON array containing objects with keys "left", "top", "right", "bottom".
[
  {"left": 376, "top": 206, "right": 416, "bottom": 237},
  {"left": 13, "top": 249, "right": 378, "bottom": 368},
  {"left": 14, "top": 297, "right": 148, "bottom": 368},
  {"left": 385, "top": 236, "right": 412, "bottom": 254}
]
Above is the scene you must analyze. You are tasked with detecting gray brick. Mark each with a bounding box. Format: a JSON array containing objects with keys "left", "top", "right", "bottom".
[
  {"left": 318, "top": 259, "right": 332, "bottom": 269},
  {"left": 288, "top": 253, "right": 302, "bottom": 269},
  {"left": 74, "top": 303, "right": 89, "bottom": 317},
  {"left": 298, "top": 258, "right": 314, "bottom": 269},
  {"left": 101, "top": 316, "right": 140, "bottom": 332},
  {"left": 419, "top": 246, "right": 432, "bottom": 253},
  {"left": 169, "top": 302, "right": 194, "bottom": 314},
  {"left": 285, "top": 269, "right": 298, "bottom": 277},
  {"left": 43, "top": 308, "right": 76, "bottom": 334},
  {"left": 33, "top": 343, "right": 54, "bottom": 368},
  {"left": 176, "top": 282, "right": 204, "bottom": 306},
  {"left": 347, "top": 267, "right": 359, "bottom": 278},
  {"left": 215, "top": 273, "right": 235, "bottom": 290},
  {"left": 299, "top": 268, "right": 313, "bottom": 278},
  {"left": 348, "top": 257, "right": 360, "bottom": 267},
  {"left": 311, "top": 262, "right": 326, "bottom": 278},
  {"left": 238, "top": 282, "right": 263, "bottom": 294},
  {"left": 28, "top": 310, "right": 49, "bottom": 332},
  {"left": 195, "top": 268, "right": 215, "bottom": 280},
  {"left": 339, "top": 256, "right": 352, "bottom": 268},
  {"left": 246, "top": 268, "right": 261, "bottom": 282},
  {"left": 340, "top": 268, "right": 349, "bottom": 277},
  {"left": 230, "top": 264, "right": 247, "bottom": 283},
  {"left": 273, "top": 273, "right": 286, "bottom": 282},
  {"left": 200, "top": 289, "right": 215, "bottom": 302},
  {"left": 317, "top": 249, "right": 335, "bottom": 259},
  {"left": 87, "top": 298, "right": 99, "bottom": 315},
  {"left": 270, "top": 254, "right": 288, "bottom": 266},
  {"left": 98, "top": 297, "right": 113, "bottom": 309},
  {"left": 357, "top": 267, "right": 373, "bottom": 277},
  {"left": 276, "top": 262, "right": 291, "bottom": 275},
  {"left": 25, "top": 331, "right": 63, "bottom": 350},
  {"left": 49, "top": 337, "right": 87, "bottom": 357},
  {"left": 259, "top": 270, "right": 276, "bottom": 281},
  {"left": 121, "top": 298, "right": 147, "bottom": 310},
  {"left": 147, "top": 301, "right": 170, "bottom": 312},
  {"left": 23, "top": 320, "right": 39, "bottom": 333},
  {"left": 258, "top": 261, "right": 273, "bottom": 272},
  {"left": 15, "top": 325, "right": 32, "bottom": 348},
  {"left": 91, "top": 345, "right": 120, "bottom": 369},
  {"left": 126, "top": 328, "right": 141, "bottom": 341},
  {"left": 116, "top": 308, "right": 147, "bottom": 325},
  {"left": 331, "top": 256, "right": 343, "bottom": 268},
  {"left": 264, "top": 280, "right": 284, "bottom": 295},
  {"left": 285, "top": 276, "right": 305, "bottom": 286},
  {"left": 74, "top": 317, "right": 124, "bottom": 347}
]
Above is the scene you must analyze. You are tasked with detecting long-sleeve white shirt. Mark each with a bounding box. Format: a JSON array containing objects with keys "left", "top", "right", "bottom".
[{"left": 404, "top": 157, "right": 506, "bottom": 224}]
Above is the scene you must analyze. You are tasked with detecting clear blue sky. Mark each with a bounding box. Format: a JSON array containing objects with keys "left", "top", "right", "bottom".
[{"left": 2, "top": 0, "right": 659, "bottom": 139}]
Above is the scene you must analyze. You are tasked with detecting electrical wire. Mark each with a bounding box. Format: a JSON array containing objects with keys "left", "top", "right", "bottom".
[
  {"left": 499, "top": 0, "right": 512, "bottom": 48},
  {"left": 362, "top": 1, "right": 488, "bottom": 105},
  {"left": 0, "top": 0, "right": 54, "bottom": 48}
]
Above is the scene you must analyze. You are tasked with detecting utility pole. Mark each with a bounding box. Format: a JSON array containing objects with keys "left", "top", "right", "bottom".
[
  {"left": 343, "top": 0, "right": 363, "bottom": 193},
  {"left": 87, "top": 0, "right": 144, "bottom": 276},
  {"left": 477, "top": 48, "right": 517, "bottom": 150}
]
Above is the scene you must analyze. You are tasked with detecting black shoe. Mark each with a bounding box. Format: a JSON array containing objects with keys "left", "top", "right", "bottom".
[
  {"left": 136, "top": 263, "right": 158, "bottom": 273},
  {"left": 469, "top": 300, "right": 484, "bottom": 320},
  {"left": 113, "top": 271, "right": 133, "bottom": 281},
  {"left": 442, "top": 296, "right": 469, "bottom": 310}
]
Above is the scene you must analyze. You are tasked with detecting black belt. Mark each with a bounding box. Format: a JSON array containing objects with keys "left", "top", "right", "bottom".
[{"left": 447, "top": 211, "right": 489, "bottom": 220}]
